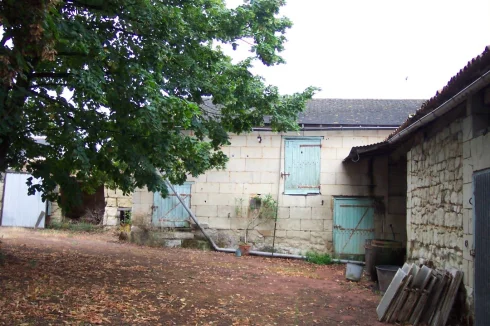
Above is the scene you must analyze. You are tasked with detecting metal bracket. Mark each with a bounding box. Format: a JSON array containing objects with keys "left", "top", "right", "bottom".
[{"left": 281, "top": 172, "right": 290, "bottom": 179}]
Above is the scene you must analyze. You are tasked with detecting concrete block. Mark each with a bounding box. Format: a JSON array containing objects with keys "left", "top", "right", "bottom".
[
  {"left": 243, "top": 183, "right": 273, "bottom": 195},
  {"left": 260, "top": 172, "right": 279, "bottom": 184},
  {"left": 463, "top": 208, "right": 473, "bottom": 235},
  {"left": 276, "top": 218, "right": 301, "bottom": 231},
  {"left": 281, "top": 195, "right": 306, "bottom": 207},
  {"left": 229, "top": 172, "right": 257, "bottom": 184},
  {"left": 270, "top": 135, "right": 282, "bottom": 148},
  {"left": 219, "top": 183, "right": 244, "bottom": 194},
  {"left": 230, "top": 217, "right": 249, "bottom": 229},
  {"left": 336, "top": 147, "right": 351, "bottom": 159},
  {"left": 195, "top": 205, "right": 218, "bottom": 217},
  {"left": 106, "top": 187, "right": 125, "bottom": 198},
  {"left": 286, "top": 230, "right": 311, "bottom": 240},
  {"left": 191, "top": 193, "right": 208, "bottom": 205},
  {"left": 207, "top": 217, "right": 231, "bottom": 229},
  {"left": 105, "top": 198, "right": 117, "bottom": 207},
  {"left": 207, "top": 193, "right": 235, "bottom": 206},
  {"left": 262, "top": 147, "right": 281, "bottom": 159},
  {"left": 343, "top": 136, "right": 368, "bottom": 148},
  {"left": 321, "top": 148, "right": 338, "bottom": 160},
  {"left": 217, "top": 205, "right": 235, "bottom": 218},
  {"left": 306, "top": 195, "right": 330, "bottom": 207},
  {"left": 247, "top": 135, "right": 271, "bottom": 147},
  {"left": 206, "top": 171, "right": 230, "bottom": 183},
  {"left": 225, "top": 158, "right": 246, "bottom": 171},
  {"left": 323, "top": 136, "right": 343, "bottom": 148},
  {"left": 193, "top": 183, "right": 220, "bottom": 194},
  {"left": 321, "top": 160, "right": 345, "bottom": 173},
  {"left": 117, "top": 197, "right": 132, "bottom": 208},
  {"left": 312, "top": 207, "right": 332, "bottom": 220},
  {"left": 240, "top": 147, "right": 263, "bottom": 159},
  {"left": 320, "top": 172, "right": 336, "bottom": 185},
  {"left": 277, "top": 207, "right": 290, "bottom": 219},
  {"left": 290, "top": 207, "right": 312, "bottom": 219},
  {"left": 228, "top": 135, "right": 247, "bottom": 147},
  {"left": 324, "top": 219, "right": 333, "bottom": 231},
  {"left": 245, "top": 158, "right": 280, "bottom": 172},
  {"left": 301, "top": 219, "right": 323, "bottom": 231},
  {"left": 228, "top": 146, "right": 241, "bottom": 159}
]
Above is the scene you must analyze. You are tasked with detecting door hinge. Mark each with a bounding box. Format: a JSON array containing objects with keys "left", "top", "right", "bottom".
[
  {"left": 470, "top": 249, "right": 475, "bottom": 257},
  {"left": 281, "top": 172, "right": 290, "bottom": 179}
]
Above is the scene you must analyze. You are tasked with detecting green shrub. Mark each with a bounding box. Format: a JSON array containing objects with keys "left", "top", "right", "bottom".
[{"left": 305, "top": 251, "right": 332, "bottom": 265}]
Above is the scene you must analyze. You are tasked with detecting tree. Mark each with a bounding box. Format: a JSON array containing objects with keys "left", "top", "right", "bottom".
[{"left": 0, "top": 0, "right": 316, "bottom": 210}]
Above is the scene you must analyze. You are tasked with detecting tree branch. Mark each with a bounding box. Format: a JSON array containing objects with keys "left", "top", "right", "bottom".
[{"left": 29, "top": 72, "right": 72, "bottom": 79}]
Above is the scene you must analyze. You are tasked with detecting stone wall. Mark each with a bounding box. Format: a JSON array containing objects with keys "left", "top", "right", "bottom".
[
  {"left": 406, "top": 119, "right": 464, "bottom": 271},
  {"left": 48, "top": 186, "right": 132, "bottom": 226},
  {"left": 133, "top": 129, "right": 398, "bottom": 255},
  {"left": 406, "top": 87, "right": 490, "bottom": 315}
]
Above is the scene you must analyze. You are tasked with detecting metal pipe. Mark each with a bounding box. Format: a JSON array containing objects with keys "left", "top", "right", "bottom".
[{"left": 165, "top": 180, "right": 363, "bottom": 263}]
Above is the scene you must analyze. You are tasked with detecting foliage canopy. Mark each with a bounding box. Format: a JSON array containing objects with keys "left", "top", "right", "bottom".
[{"left": 0, "top": 0, "right": 316, "bottom": 210}]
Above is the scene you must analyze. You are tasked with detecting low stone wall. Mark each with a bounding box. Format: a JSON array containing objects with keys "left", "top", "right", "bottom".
[{"left": 407, "top": 118, "right": 464, "bottom": 270}]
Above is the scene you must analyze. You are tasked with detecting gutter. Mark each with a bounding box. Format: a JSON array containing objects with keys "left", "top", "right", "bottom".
[
  {"left": 165, "top": 180, "right": 363, "bottom": 264},
  {"left": 253, "top": 126, "right": 397, "bottom": 132},
  {"left": 346, "top": 69, "right": 490, "bottom": 161}
]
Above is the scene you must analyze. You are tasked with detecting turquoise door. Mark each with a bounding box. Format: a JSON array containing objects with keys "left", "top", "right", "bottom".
[
  {"left": 152, "top": 183, "right": 192, "bottom": 228},
  {"left": 284, "top": 137, "right": 321, "bottom": 195},
  {"left": 333, "top": 197, "right": 375, "bottom": 261}
]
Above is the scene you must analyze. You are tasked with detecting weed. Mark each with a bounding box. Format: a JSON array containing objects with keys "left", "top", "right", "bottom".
[
  {"left": 305, "top": 251, "right": 332, "bottom": 265},
  {"left": 48, "top": 221, "right": 101, "bottom": 233}
]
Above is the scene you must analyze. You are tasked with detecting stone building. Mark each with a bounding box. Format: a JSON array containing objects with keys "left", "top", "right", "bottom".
[
  {"left": 345, "top": 46, "right": 490, "bottom": 322},
  {"left": 132, "top": 98, "right": 423, "bottom": 258}
]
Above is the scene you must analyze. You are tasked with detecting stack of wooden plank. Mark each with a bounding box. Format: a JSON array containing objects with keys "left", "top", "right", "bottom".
[{"left": 376, "top": 263, "right": 463, "bottom": 326}]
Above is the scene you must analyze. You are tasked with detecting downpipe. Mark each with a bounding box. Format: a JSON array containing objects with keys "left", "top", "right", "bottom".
[{"left": 165, "top": 181, "right": 364, "bottom": 264}]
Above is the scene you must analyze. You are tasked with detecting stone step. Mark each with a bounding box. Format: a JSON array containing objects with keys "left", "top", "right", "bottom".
[{"left": 182, "top": 239, "right": 211, "bottom": 251}]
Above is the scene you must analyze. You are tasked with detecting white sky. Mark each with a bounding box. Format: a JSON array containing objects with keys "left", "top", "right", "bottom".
[{"left": 225, "top": 0, "right": 490, "bottom": 100}]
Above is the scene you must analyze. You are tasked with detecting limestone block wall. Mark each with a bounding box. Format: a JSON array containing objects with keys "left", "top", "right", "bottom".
[
  {"left": 406, "top": 118, "right": 464, "bottom": 270},
  {"left": 132, "top": 187, "right": 154, "bottom": 227},
  {"left": 48, "top": 186, "right": 132, "bottom": 226},
  {"left": 183, "top": 129, "right": 393, "bottom": 255},
  {"left": 103, "top": 187, "right": 132, "bottom": 226}
]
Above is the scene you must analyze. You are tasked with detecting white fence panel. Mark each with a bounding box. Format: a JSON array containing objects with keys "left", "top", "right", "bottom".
[{"left": 1, "top": 173, "right": 45, "bottom": 228}]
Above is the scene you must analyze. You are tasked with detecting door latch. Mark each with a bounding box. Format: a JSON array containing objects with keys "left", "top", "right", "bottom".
[{"left": 281, "top": 172, "right": 290, "bottom": 179}]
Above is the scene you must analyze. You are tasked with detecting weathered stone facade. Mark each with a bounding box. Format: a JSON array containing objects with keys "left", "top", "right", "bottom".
[
  {"left": 133, "top": 129, "right": 403, "bottom": 255},
  {"left": 406, "top": 118, "right": 464, "bottom": 271}
]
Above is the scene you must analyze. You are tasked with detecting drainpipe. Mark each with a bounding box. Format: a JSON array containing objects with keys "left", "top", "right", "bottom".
[{"left": 165, "top": 181, "right": 364, "bottom": 265}]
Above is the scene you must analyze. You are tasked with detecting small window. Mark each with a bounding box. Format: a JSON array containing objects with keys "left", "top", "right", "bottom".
[{"left": 284, "top": 137, "right": 321, "bottom": 195}]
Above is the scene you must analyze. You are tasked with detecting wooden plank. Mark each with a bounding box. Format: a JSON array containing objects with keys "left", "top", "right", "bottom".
[
  {"left": 398, "top": 265, "right": 432, "bottom": 323},
  {"left": 386, "top": 275, "right": 413, "bottom": 323},
  {"left": 411, "top": 275, "right": 437, "bottom": 326},
  {"left": 430, "top": 271, "right": 453, "bottom": 326},
  {"left": 421, "top": 270, "right": 446, "bottom": 324},
  {"left": 34, "top": 211, "right": 45, "bottom": 229},
  {"left": 437, "top": 269, "right": 463, "bottom": 326}
]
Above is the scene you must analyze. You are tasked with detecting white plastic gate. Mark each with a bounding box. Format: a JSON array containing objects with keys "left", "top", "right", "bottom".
[{"left": 1, "top": 172, "right": 45, "bottom": 228}]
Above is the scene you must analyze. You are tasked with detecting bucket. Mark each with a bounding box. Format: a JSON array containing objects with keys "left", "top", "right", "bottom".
[
  {"left": 345, "top": 263, "right": 364, "bottom": 282},
  {"left": 376, "top": 265, "right": 399, "bottom": 292},
  {"left": 368, "top": 240, "right": 405, "bottom": 282}
]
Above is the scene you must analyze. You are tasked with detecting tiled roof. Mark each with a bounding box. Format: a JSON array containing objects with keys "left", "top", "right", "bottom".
[
  {"left": 202, "top": 98, "right": 424, "bottom": 127},
  {"left": 299, "top": 99, "right": 424, "bottom": 126},
  {"left": 387, "top": 46, "right": 490, "bottom": 140}
]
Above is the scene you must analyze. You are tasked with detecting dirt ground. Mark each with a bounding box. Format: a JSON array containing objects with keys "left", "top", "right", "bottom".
[{"left": 0, "top": 227, "right": 385, "bottom": 326}]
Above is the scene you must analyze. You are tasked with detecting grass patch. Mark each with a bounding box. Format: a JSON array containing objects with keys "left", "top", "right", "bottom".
[
  {"left": 48, "top": 221, "right": 102, "bottom": 233},
  {"left": 305, "top": 251, "right": 332, "bottom": 265}
]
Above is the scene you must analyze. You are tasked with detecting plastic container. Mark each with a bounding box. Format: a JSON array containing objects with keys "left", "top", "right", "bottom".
[
  {"left": 376, "top": 265, "right": 399, "bottom": 292},
  {"left": 345, "top": 263, "right": 364, "bottom": 282}
]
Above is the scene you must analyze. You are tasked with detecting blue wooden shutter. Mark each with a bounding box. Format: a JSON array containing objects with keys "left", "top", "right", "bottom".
[{"left": 284, "top": 138, "right": 321, "bottom": 195}]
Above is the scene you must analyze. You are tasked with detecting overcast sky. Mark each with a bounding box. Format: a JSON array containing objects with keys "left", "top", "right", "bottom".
[{"left": 225, "top": 0, "right": 490, "bottom": 100}]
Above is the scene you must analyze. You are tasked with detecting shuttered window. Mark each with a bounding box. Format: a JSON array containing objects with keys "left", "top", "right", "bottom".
[{"left": 284, "top": 137, "right": 321, "bottom": 195}]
